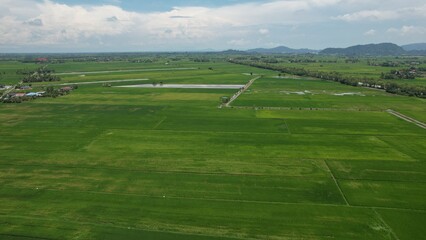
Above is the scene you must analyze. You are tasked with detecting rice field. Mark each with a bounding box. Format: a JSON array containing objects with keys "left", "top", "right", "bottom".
[{"left": 0, "top": 58, "right": 425, "bottom": 240}]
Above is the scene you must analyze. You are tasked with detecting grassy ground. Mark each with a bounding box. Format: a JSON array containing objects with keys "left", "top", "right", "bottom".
[{"left": 0, "top": 59, "right": 425, "bottom": 239}]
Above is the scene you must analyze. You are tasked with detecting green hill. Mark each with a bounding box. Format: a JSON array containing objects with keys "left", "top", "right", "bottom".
[{"left": 320, "top": 43, "right": 406, "bottom": 56}]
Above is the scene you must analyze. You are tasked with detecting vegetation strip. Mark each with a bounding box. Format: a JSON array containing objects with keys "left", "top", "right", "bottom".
[{"left": 386, "top": 109, "right": 426, "bottom": 129}]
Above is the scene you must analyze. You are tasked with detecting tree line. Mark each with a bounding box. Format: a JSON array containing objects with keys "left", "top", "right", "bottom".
[{"left": 229, "top": 59, "right": 425, "bottom": 98}]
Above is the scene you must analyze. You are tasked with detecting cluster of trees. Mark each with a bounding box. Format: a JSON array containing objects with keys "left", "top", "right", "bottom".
[
  {"left": 18, "top": 66, "right": 61, "bottom": 83},
  {"left": 384, "top": 82, "right": 424, "bottom": 96},
  {"left": 368, "top": 61, "right": 400, "bottom": 67},
  {"left": 43, "top": 86, "right": 66, "bottom": 98},
  {"left": 229, "top": 59, "right": 425, "bottom": 98},
  {"left": 131, "top": 59, "right": 157, "bottom": 63},
  {"left": 288, "top": 58, "right": 317, "bottom": 63},
  {"left": 192, "top": 58, "right": 211, "bottom": 62},
  {"left": 343, "top": 59, "right": 360, "bottom": 64},
  {"left": 380, "top": 68, "right": 417, "bottom": 80},
  {"left": 2, "top": 96, "right": 27, "bottom": 103}
]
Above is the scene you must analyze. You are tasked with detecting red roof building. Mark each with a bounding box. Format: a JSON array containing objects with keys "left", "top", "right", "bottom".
[{"left": 36, "top": 58, "right": 48, "bottom": 63}]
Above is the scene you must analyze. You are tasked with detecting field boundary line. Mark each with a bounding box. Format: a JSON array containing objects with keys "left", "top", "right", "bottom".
[
  {"left": 324, "top": 160, "right": 350, "bottom": 206},
  {"left": 223, "top": 76, "right": 261, "bottom": 107},
  {"left": 145, "top": 128, "right": 424, "bottom": 137},
  {"left": 372, "top": 208, "right": 401, "bottom": 240},
  {"left": 3, "top": 186, "right": 426, "bottom": 212},
  {"left": 230, "top": 106, "right": 382, "bottom": 112},
  {"left": 0, "top": 233, "right": 54, "bottom": 240},
  {"left": 0, "top": 214, "right": 246, "bottom": 240},
  {"left": 327, "top": 177, "right": 426, "bottom": 184},
  {"left": 3, "top": 125, "right": 419, "bottom": 137},
  {"left": 2, "top": 185, "right": 426, "bottom": 212},
  {"left": 153, "top": 117, "right": 167, "bottom": 129},
  {"left": 283, "top": 119, "right": 291, "bottom": 134},
  {"left": 386, "top": 109, "right": 426, "bottom": 129}
]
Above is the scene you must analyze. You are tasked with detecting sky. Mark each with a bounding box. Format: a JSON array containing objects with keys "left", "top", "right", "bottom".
[{"left": 0, "top": 0, "right": 425, "bottom": 52}]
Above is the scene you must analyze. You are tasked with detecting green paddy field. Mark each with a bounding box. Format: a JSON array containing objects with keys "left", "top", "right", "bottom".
[{"left": 0, "top": 59, "right": 425, "bottom": 239}]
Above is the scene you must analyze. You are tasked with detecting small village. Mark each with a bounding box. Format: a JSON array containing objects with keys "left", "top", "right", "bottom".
[
  {"left": 0, "top": 64, "right": 78, "bottom": 103},
  {"left": 0, "top": 84, "right": 76, "bottom": 103}
]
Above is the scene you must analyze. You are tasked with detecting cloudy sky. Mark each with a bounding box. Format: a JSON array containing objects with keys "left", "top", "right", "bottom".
[{"left": 1, "top": 0, "right": 425, "bottom": 52}]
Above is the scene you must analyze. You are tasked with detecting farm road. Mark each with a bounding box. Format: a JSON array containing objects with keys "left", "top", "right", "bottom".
[
  {"left": 386, "top": 109, "right": 426, "bottom": 129},
  {"left": 225, "top": 76, "right": 261, "bottom": 107}
]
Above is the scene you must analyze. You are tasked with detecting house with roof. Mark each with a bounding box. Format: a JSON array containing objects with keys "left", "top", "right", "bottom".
[
  {"left": 60, "top": 86, "right": 73, "bottom": 92},
  {"left": 14, "top": 93, "right": 26, "bottom": 97},
  {"left": 26, "top": 92, "right": 39, "bottom": 97}
]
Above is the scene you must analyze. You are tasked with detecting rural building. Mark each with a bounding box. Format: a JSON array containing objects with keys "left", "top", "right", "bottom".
[
  {"left": 26, "top": 92, "right": 39, "bottom": 97},
  {"left": 14, "top": 93, "right": 26, "bottom": 97},
  {"left": 60, "top": 86, "right": 73, "bottom": 92},
  {"left": 19, "top": 86, "right": 32, "bottom": 90},
  {"left": 36, "top": 58, "right": 48, "bottom": 63}
]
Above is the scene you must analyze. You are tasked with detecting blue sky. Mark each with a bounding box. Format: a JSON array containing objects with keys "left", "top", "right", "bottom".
[{"left": 1, "top": 0, "right": 425, "bottom": 52}]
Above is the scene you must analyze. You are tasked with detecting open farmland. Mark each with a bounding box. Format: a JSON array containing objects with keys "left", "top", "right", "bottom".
[{"left": 0, "top": 58, "right": 425, "bottom": 240}]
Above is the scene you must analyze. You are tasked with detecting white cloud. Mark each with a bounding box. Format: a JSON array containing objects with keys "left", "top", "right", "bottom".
[
  {"left": 0, "top": 0, "right": 340, "bottom": 47},
  {"left": 335, "top": 4, "right": 426, "bottom": 22},
  {"left": 24, "top": 18, "right": 43, "bottom": 26},
  {"left": 363, "top": 29, "right": 376, "bottom": 36},
  {"left": 227, "top": 39, "right": 250, "bottom": 46},
  {"left": 335, "top": 10, "right": 397, "bottom": 21},
  {"left": 387, "top": 25, "right": 426, "bottom": 36},
  {"left": 0, "top": 0, "right": 141, "bottom": 45},
  {"left": 259, "top": 28, "right": 270, "bottom": 35},
  {"left": 0, "top": 0, "right": 425, "bottom": 51},
  {"left": 106, "top": 0, "right": 121, "bottom": 4}
]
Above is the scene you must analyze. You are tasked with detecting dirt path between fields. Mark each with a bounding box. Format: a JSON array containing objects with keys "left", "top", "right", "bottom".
[
  {"left": 386, "top": 109, "right": 426, "bottom": 129},
  {"left": 224, "top": 76, "right": 261, "bottom": 107}
]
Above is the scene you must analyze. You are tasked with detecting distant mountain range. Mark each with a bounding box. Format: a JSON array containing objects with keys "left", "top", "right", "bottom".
[
  {"left": 238, "top": 42, "right": 426, "bottom": 56},
  {"left": 246, "top": 46, "right": 318, "bottom": 54},
  {"left": 401, "top": 43, "right": 426, "bottom": 51}
]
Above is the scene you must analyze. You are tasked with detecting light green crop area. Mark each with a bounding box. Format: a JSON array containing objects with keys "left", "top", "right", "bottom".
[{"left": 0, "top": 59, "right": 425, "bottom": 240}]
